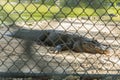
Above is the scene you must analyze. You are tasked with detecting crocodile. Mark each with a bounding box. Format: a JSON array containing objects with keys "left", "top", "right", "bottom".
[{"left": 6, "top": 29, "right": 110, "bottom": 54}]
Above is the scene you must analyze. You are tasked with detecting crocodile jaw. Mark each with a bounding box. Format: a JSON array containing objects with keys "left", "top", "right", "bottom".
[{"left": 95, "top": 45, "right": 110, "bottom": 54}]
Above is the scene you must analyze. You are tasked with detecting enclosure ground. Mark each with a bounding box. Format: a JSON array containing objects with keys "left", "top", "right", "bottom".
[{"left": 0, "top": 19, "right": 120, "bottom": 78}]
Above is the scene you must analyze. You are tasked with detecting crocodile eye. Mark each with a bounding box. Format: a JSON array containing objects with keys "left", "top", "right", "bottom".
[{"left": 92, "top": 40, "right": 98, "bottom": 44}]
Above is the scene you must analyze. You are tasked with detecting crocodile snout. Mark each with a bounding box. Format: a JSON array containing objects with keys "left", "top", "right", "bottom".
[
  {"left": 80, "top": 40, "right": 110, "bottom": 54},
  {"left": 96, "top": 44, "right": 110, "bottom": 54}
]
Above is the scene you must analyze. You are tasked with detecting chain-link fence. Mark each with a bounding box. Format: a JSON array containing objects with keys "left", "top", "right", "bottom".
[{"left": 0, "top": 0, "right": 120, "bottom": 79}]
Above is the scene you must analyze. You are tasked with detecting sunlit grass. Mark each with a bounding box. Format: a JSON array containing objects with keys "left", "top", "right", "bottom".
[{"left": 0, "top": 2, "right": 120, "bottom": 24}]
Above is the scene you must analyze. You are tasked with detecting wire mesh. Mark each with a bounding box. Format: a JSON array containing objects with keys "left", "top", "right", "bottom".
[{"left": 0, "top": 0, "right": 120, "bottom": 79}]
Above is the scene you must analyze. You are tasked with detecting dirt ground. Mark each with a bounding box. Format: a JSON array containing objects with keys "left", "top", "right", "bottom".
[{"left": 0, "top": 18, "right": 120, "bottom": 76}]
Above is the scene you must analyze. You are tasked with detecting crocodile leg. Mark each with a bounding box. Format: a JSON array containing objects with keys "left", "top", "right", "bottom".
[{"left": 52, "top": 42, "right": 73, "bottom": 53}]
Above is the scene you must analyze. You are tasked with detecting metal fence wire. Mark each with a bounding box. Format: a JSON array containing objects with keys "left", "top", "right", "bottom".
[{"left": 0, "top": 0, "right": 120, "bottom": 79}]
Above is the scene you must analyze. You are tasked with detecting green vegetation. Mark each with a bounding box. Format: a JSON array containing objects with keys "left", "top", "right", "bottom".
[{"left": 0, "top": 0, "right": 120, "bottom": 24}]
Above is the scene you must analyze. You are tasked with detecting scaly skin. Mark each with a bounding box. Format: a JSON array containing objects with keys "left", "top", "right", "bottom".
[{"left": 6, "top": 29, "right": 110, "bottom": 54}]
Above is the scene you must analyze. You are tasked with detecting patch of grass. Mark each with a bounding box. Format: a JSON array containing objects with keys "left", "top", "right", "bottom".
[{"left": 0, "top": 2, "right": 120, "bottom": 24}]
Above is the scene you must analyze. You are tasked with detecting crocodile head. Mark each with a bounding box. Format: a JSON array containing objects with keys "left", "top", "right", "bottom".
[
  {"left": 82, "top": 40, "right": 110, "bottom": 54},
  {"left": 73, "top": 39, "right": 110, "bottom": 54}
]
